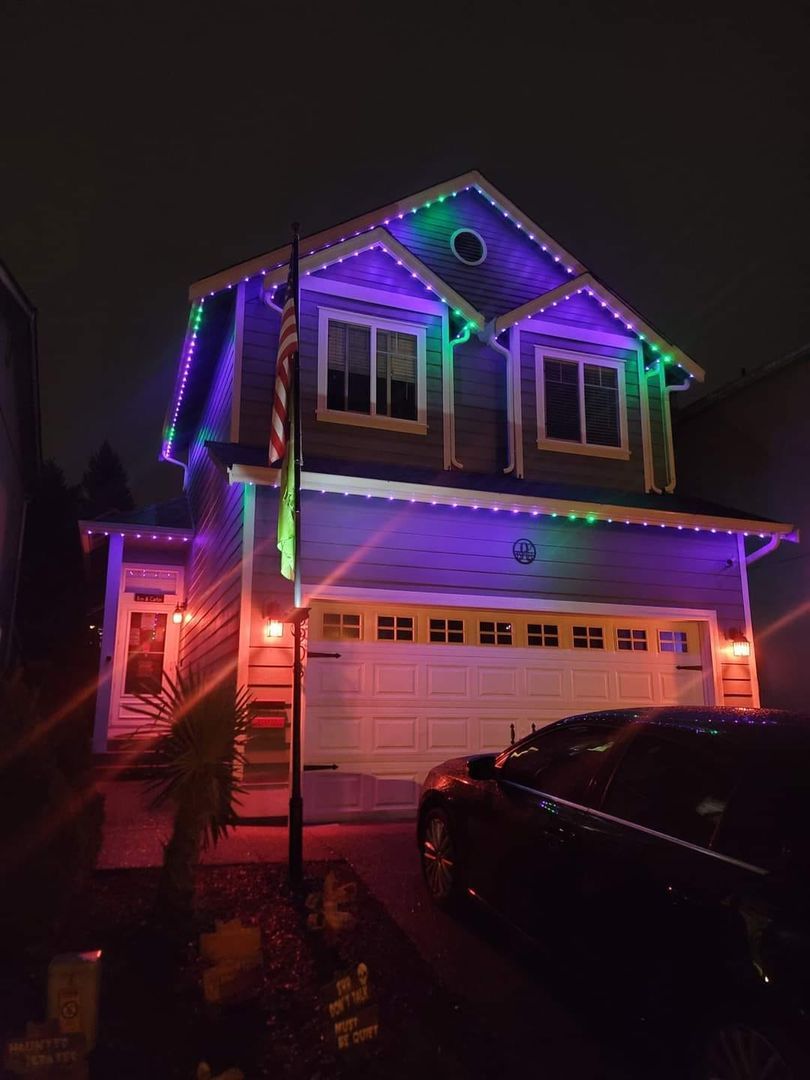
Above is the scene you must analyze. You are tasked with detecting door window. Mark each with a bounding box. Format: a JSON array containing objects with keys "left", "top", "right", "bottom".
[
  {"left": 124, "top": 612, "right": 168, "bottom": 695},
  {"left": 498, "top": 721, "right": 620, "bottom": 802},
  {"left": 601, "top": 727, "right": 741, "bottom": 847}
]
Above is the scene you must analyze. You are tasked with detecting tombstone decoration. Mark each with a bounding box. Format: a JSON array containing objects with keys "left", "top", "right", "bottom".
[
  {"left": 3, "top": 1019, "right": 87, "bottom": 1078},
  {"left": 200, "top": 919, "right": 263, "bottom": 1005},
  {"left": 306, "top": 871, "right": 357, "bottom": 935},
  {"left": 322, "top": 963, "right": 379, "bottom": 1052}
]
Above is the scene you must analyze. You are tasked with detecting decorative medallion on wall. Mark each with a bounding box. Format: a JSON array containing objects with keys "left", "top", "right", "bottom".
[{"left": 512, "top": 538, "right": 537, "bottom": 565}]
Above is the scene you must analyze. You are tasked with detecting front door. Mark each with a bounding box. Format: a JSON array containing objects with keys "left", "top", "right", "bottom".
[{"left": 108, "top": 566, "right": 183, "bottom": 741}]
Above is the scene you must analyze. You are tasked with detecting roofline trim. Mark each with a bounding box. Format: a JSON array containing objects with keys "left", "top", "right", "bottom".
[
  {"left": 188, "top": 170, "right": 587, "bottom": 301},
  {"left": 225, "top": 467, "right": 794, "bottom": 537}
]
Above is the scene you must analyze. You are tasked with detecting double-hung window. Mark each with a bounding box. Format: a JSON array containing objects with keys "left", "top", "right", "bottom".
[
  {"left": 536, "top": 348, "right": 629, "bottom": 459},
  {"left": 317, "top": 308, "right": 427, "bottom": 433}
]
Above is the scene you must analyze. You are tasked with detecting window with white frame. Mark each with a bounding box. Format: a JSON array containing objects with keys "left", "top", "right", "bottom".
[
  {"left": 536, "top": 348, "right": 628, "bottom": 458},
  {"left": 573, "top": 625, "right": 605, "bottom": 649},
  {"left": 317, "top": 309, "right": 427, "bottom": 432},
  {"left": 617, "top": 628, "right": 648, "bottom": 651},
  {"left": 429, "top": 618, "right": 465, "bottom": 643},
  {"left": 322, "top": 612, "right": 361, "bottom": 641},
  {"left": 527, "top": 623, "right": 559, "bottom": 647},
  {"left": 479, "top": 620, "right": 513, "bottom": 645},
  {"left": 377, "top": 615, "right": 414, "bottom": 641},
  {"left": 658, "top": 630, "right": 689, "bottom": 653}
]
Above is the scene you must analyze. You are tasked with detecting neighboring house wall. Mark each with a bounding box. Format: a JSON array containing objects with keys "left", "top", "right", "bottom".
[
  {"left": 675, "top": 357, "right": 810, "bottom": 710},
  {"left": 181, "top": 331, "right": 244, "bottom": 684},
  {"left": 0, "top": 266, "right": 38, "bottom": 667}
]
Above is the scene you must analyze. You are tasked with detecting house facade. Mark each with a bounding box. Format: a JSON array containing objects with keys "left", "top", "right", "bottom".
[
  {"left": 86, "top": 172, "right": 793, "bottom": 820},
  {"left": 0, "top": 260, "right": 40, "bottom": 670},
  {"left": 675, "top": 346, "right": 808, "bottom": 712}
]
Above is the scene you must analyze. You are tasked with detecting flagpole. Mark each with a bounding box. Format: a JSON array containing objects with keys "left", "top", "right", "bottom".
[{"left": 289, "top": 222, "right": 305, "bottom": 886}]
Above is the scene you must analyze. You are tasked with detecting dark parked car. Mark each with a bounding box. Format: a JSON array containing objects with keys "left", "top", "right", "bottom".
[{"left": 418, "top": 708, "right": 810, "bottom": 1080}]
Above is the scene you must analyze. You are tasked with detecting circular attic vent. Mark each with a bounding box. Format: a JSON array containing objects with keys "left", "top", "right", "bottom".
[{"left": 450, "top": 228, "right": 487, "bottom": 266}]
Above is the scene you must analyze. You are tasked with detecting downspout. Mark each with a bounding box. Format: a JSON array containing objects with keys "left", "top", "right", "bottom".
[
  {"left": 661, "top": 370, "right": 691, "bottom": 493},
  {"left": 448, "top": 325, "right": 471, "bottom": 469},
  {"left": 163, "top": 451, "right": 189, "bottom": 487},
  {"left": 745, "top": 535, "right": 782, "bottom": 566},
  {"left": 484, "top": 323, "right": 515, "bottom": 475}
]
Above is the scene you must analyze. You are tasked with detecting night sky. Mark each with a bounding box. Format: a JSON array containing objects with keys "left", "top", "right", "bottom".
[{"left": 3, "top": 1, "right": 809, "bottom": 505}]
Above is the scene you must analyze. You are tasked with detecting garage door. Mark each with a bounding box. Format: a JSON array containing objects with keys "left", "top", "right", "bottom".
[{"left": 303, "top": 601, "right": 709, "bottom": 822}]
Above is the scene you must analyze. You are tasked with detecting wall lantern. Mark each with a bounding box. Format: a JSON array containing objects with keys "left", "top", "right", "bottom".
[
  {"left": 727, "top": 629, "right": 751, "bottom": 658},
  {"left": 265, "top": 616, "right": 285, "bottom": 639},
  {"left": 172, "top": 603, "right": 186, "bottom": 626}
]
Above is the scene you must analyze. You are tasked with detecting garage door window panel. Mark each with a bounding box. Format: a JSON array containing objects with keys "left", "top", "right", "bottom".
[
  {"left": 429, "top": 618, "right": 464, "bottom": 643},
  {"left": 528, "top": 623, "right": 559, "bottom": 647},
  {"left": 617, "top": 628, "right": 648, "bottom": 652},
  {"left": 573, "top": 626, "right": 604, "bottom": 649},
  {"left": 601, "top": 729, "right": 741, "bottom": 848},
  {"left": 658, "top": 630, "right": 688, "bottom": 653},
  {"left": 377, "top": 615, "right": 414, "bottom": 642},
  {"left": 323, "top": 612, "right": 362, "bottom": 641},
  {"left": 479, "top": 620, "right": 513, "bottom": 645},
  {"left": 499, "top": 722, "right": 620, "bottom": 802}
]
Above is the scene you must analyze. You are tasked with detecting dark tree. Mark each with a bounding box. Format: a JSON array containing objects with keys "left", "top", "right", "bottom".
[{"left": 79, "top": 440, "right": 134, "bottom": 519}]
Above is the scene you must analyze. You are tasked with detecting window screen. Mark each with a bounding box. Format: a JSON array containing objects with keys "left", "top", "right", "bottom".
[
  {"left": 500, "top": 722, "right": 619, "bottom": 802},
  {"left": 326, "top": 321, "right": 371, "bottom": 413},
  {"left": 544, "top": 359, "right": 581, "bottom": 442},
  {"left": 583, "top": 364, "right": 620, "bottom": 447},
  {"left": 602, "top": 728, "right": 741, "bottom": 847}
]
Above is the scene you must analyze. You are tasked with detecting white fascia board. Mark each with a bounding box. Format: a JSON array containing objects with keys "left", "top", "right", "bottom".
[
  {"left": 225, "top": 466, "right": 794, "bottom": 537},
  {"left": 79, "top": 520, "right": 193, "bottom": 540},
  {"left": 260, "top": 228, "right": 485, "bottom": 328}
]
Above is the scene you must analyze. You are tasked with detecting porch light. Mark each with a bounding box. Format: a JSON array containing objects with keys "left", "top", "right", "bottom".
[
  {"left": 265, "top": 618, "right": 284, "bottom": 639},
  {"left": 172, "top": 603, "right": 185, "bottom": 626},
  {"left": 727, "top": 629, "right": 751, "bottom": 658}
]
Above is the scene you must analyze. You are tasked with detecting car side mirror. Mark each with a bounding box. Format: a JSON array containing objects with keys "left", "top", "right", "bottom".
[{"left": 467, "top": 754, "right": 497, "bottom": 781}]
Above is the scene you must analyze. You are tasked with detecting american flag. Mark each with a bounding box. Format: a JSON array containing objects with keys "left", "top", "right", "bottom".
[{"left": 269, "top": 257, "right": 299, "bottom": 466}]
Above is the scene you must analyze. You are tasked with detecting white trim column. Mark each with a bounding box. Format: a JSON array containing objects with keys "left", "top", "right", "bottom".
[{"left": 93, "top": 533, "right": 124, "bottom": 752}]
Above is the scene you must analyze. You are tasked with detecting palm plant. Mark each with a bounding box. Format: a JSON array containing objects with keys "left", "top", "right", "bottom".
[{"left": 134, "top": 670, "right": 252, "bottom": 923}]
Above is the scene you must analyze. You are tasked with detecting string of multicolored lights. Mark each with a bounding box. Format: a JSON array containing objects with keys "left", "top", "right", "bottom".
[{"left": 163, "top": 300, "right": 205, "bottom": 460}]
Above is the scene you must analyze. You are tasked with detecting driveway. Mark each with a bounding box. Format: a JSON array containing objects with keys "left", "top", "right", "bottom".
[{"left": 99, "top": 781, "right": 674, "bottom": 1079}]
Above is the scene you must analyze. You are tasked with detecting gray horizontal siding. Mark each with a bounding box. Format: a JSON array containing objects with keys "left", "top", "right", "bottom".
[
  {"left": 182, "top": 329, "right": 243, "bottom": 684},
  {"left": 453, "top": 336, "right": 508, "bottom": 474},
  {"left": 310, "top": 248, "right": 431, "bottom": 296},
  {"left": 520, "top": 329, "right": 646, "bottom": 490},
  {"left": 387, "top": 188, "right": 571, "bottom": 320}
]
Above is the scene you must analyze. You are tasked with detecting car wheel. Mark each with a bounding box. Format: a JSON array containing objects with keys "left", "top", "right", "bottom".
[
  {"left": 700, "top": 1023, "right": 797, "bottom": 1080},
  {"left": 420, "top": 807, "right": 462, "bottom": 909}
]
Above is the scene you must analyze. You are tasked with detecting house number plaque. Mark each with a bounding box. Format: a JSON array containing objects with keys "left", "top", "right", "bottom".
[{"left": 512, "top": 539, "right": 536, "bottom": 565}]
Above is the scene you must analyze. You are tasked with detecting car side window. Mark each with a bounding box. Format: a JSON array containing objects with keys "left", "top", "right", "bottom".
[
  {"left": 600, "top": 727, "right": 741, "bottom": 848},
  {"left": 498, "top": 722, "right": 620, "bottom": 803},
  {"left": 714, "top": 750, "right": 810, "bottom": 871}
]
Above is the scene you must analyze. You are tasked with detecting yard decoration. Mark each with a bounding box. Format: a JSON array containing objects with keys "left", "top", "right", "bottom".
[
  {"left": 132, "top": 670, "right": 252, "bottom": 923},
  {"left": 3, "top": 1019, "right": 87, "bottom": 1078},
  {"left": 306, "top": 871, "right": 358, "bottom": 934},
  {"left": 200, "top": 919, "right": 263, "bottom": 1005},
  {"left": 322, "top": 963, "right": 379, "bottom": 1052}
]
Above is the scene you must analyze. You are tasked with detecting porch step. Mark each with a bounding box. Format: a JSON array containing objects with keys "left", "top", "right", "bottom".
[{"left": 93, "top": 738, "right": 165, "bottom": 780}]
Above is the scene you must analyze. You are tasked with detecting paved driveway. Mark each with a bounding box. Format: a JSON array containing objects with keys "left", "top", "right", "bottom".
[{"left": 99, "top": 782, "right": 673, "bottom": 1079}]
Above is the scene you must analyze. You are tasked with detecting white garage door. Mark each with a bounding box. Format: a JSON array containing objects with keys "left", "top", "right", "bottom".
[{"left": 303, "top": 602, "right": 709, "bottom": 822}]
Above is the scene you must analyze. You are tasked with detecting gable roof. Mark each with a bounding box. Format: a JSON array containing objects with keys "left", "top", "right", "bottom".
[
  {"left": 676, "top": 342, "right": 810, "bottom": 422},
  {"left": 188, "top": 170, "right": 585, "bottom": 301}
]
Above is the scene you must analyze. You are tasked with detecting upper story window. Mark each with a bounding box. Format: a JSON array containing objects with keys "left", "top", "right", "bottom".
[
  {"left": 317, "top": 308, "right": 427, "bottom": 435},
  {"left": 536, "top": 348, "right": 629, "bottom": 461}
]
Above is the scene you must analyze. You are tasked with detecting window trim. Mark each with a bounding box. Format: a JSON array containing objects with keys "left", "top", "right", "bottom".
[
  {"left": 535, "top": 346, "right": 630, "bottom": 460},
  {"left": 316, "top": 306, "right": 428, "bottom": 434}
]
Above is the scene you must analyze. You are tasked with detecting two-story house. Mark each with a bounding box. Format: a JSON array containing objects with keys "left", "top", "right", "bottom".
[{"left": 84, "top": 172, "right": 793, "bottom": 821}]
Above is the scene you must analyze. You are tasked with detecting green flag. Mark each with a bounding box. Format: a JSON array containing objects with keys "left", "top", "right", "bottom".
[{"left": 277, "top": 418, "right": 296, "bottom": 581}]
